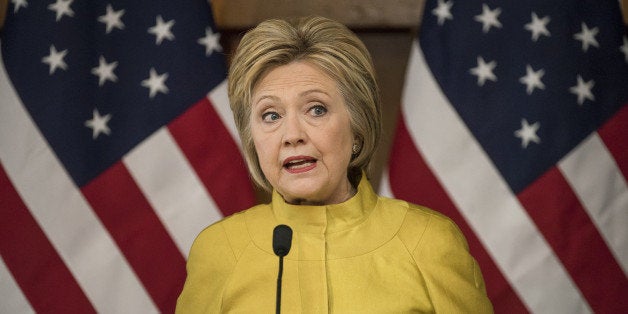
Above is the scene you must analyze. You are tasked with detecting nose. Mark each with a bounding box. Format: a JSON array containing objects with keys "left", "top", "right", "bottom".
[{"left": 282, "top": 114, "right": 306, "bottom": 146}]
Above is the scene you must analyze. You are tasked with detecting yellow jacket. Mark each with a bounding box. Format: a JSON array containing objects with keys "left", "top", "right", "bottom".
[{"left": 177, "top": 175, "right": 493, "bottom": 313}]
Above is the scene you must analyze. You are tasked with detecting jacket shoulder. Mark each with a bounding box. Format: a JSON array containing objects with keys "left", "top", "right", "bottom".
[
  {"left": 176, "top": 205, "right": 265, "bottom": 313},
  {"left": 381, "top": 198, "right": 492, "bottom": 313},
  {"left": 196, "top": 204, "right": 267, "bottom": 260},
  {"left": 377, "top": 197, "right": 466, "bottom": 252}
]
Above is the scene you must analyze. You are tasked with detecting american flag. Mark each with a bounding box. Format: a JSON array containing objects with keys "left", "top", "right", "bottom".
[
  {"left": 0, "top": 0, "right": 255, "bottom": 312},
  {"left": 382, "top": 0, "right": 628, "bottom": 312}
]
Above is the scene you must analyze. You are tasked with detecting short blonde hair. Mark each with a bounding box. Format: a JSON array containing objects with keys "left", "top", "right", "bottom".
[{"left": 228, "top": 16, "right": 382, "bottom": 191}]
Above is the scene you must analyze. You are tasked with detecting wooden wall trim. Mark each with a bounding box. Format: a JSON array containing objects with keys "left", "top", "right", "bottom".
[
  {"left": 0, "top": 0, "right": 7, "bottom": 29},
  {"left": 210, "top": 0, "right": 424, "bottom": 30}
]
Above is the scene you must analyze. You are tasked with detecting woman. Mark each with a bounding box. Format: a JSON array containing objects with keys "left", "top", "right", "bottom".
[{"left": 177, "top": 16, "right": 493, "bottom": 313}]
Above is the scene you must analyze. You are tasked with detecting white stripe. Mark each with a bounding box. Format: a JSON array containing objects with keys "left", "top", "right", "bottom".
[
  {"left": 558, "top": 133, "right": 628, "bottom": 274},
  {"left": 378, "top": 168, "right": 394, "bottom": 198},
  {"left": 0, "top": 256, "right": 35, "bottom": 314},
  {"left": 401, "top": 42, "right": 591, "bottom": 313},
  {"left": 124, "top": 128, "right": 224, "bottom": 257},
  {"left": 0, "top": 52, "right": 157, "bottom": 313},
  {"left": 209, "top": 80, "right": 241, "bottom": 147}
]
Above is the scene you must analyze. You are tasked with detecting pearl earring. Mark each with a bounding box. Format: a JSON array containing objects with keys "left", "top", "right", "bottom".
[{"left": 352, "top": 143, "right": 361, "bottom": 154}]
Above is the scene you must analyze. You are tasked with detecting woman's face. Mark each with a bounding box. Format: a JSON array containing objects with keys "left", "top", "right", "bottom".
[{"left": 250, "top": 61, "right": 355, "bottom": 205}]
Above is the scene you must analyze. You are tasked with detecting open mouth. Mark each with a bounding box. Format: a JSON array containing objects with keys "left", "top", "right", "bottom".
[{"left": 283, "top": 157, "right": 317, "bottom": 172}]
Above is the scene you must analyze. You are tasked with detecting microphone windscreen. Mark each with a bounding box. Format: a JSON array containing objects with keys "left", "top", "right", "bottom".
[{"left": 272, "top": 225, "right": 293, "bottom": 257}]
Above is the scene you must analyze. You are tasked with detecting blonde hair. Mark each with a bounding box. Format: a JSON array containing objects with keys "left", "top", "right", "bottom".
[{"left": 228, "top": 16, "right": 382, "bottom": 191}]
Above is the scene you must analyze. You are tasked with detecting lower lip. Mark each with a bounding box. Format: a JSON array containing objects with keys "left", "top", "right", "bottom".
[{"left": 285, "top": 162, "right": 317, "bottom": 174}]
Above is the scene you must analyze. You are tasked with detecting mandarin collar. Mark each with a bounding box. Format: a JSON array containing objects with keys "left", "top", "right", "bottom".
[{"left": 270, "top": 174, "right": 378, "bottom": 234}]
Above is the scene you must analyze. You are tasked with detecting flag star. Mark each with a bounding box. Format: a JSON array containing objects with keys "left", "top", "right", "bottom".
[
  {"left": 474, "top": 4, "right": 502, "bottom": 33},
  {"left": 620, "top": 36, "right": 628, "bottom": 63},
  {"left": 432, "top": 0, "right": 454, "bottom": 26},
  {"left": 11, "top": 0, "right": 28, "bottom": 13},
  {"left": 141, "top": 68, "right": 169, "bottom": 98},
  {"left": 85, "top": 108, "right": 112, "bottom": 140},
  {"left": 98, "top": 4, "right": 125, "bottom": 34},
  {"left": 197, "top": 27, "right": 223, "bottom": 56},
  {"left": 148, "top": 15, "right": 175, "bottom": 45},
  {"left": 519, "top": 64, "right": 545, "bottom": 95},
  {"left": 91, "top": 56, "right": 119, "bottom": 86},
  {"left": 42, "top": 45, "right": 68, "bottom": 75},
  {"left": 47, "top": 0, "right": 74, "bottom": 22},
  {"left": 524, "top": 12, "right": 551, "bottom": 42},
  {"left": 469, "top": 56, "right": 497, "bottom": 86},
  {"left": 573, "top": 22, "right": 599, "bottom": 52},
  {"left": 569, "top": 75, "right": 595, "bottom": 105},
  {"left": 514, "top": 119, "right": 541, "bottom": 148}
]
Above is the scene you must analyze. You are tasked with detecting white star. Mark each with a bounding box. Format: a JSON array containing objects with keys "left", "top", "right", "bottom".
[
  {"left": 197, "top": 27, "right": 222, "bottom": 56},
  {"left": 91, "top": 56, "right": 118, "bottom": 86},
  {"left": 474, "top": 4, "right": 502, "bottom": 33},
  {"left": 573, "top": 22, "right": 599, "bottom": 52},
  {"left": 620, "top": 36, "right": 628, "bottom": 63},
  {"left": 469, "top": 56, "right": 497, "bottom": 86},
  {"left": 41, "top": 45, "right": 68, "bottom": 75},
  {"left": 12, "top": 0, "right": 28, "bottom": 13},
  {"left": 98, "top": 4, "right": 125, "bottom": 34},
  {"left": 141, "top": 68, "right": 169, "bottom": 98},
  {"left": 519, "top": 64, "right": 545, "bottom": 95},
  {"left": 524, "top": 12, "right": 551, "bottom": 42},
  {"left": 569, "top": 75, "right": 595, "bottom": 105},
  {"left": 148, "top": 15, "right": 175, "bottom": 45},
  {"left": 85, "top": 108, "right": 112, "bottom": 140},
  {"left": 47, "top": 0, "right": 74, "bottom": 22},
  {"left": 514, "top": 119, "right": 541, "bottom": 148},
  {"left": 432, "top": 0, "right": 453, "bottom": 26}
]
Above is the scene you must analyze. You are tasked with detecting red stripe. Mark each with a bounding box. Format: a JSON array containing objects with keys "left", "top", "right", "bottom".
[
  {"left": 598, "top": 103, "right": 628, "bottom": 178},
  {"left": 388, "top": 117, "right": 529, "bottom": 313},
  {"left": 81, "top": 162, "right": 186, "bottom": 313},
  {"left": 169, "top": 97, "right": 256, "bottom": 216},
  {"left": 518, "top": 167, "right": 628, "bottom": 313},
  {"left": 0, "top": 164, "right": 96, "bottom": 313}
]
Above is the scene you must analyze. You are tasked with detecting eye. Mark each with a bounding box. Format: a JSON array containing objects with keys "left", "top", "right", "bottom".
[
  {"left": 309, "top": 105, "right": 327, "bottom": 117},
  {"left": 261, "top": 111, "right": 281, "bottom": 122}
]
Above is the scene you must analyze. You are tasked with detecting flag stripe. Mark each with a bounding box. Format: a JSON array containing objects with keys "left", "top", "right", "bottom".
[
  {"left": 402, "top": 41, "right": 591, "bottom": 313},
  {"left": 209, "top": 81, "right": 242, "bottom": 147},
  {"left": 518, "top": 166, "right": 628, "bottom": 313},
  {"left": 0, "top": 61, "right": 157, "bottom": 313},
  {"left": 598, "top": 104, "right": 628, "bottom": 179},
  {"left": 387, "top": 118, "right": 529, "bottom": 313},
  {"left": 0, "top": 165, "right": 95, "bottom": 313},
  {"left": 124, "top": 125, "right": 224, "bottom": 257},
  {"left": 559, "top": 132, "right": 628, "bottom": 274},
  {"left": 0, "top": 256, "right": 34, "bottom": 314},
  {"left": 81, "top": 162, "right": 186, "bottom": 313},
  {"left": 169, "top": 95, "right": 255, "bottom": 217}
]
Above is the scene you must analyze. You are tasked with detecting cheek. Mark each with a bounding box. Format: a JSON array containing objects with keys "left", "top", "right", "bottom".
[
  {"left": 319, "top": 124, "right": 354, "bottom": 164},
  {"left": 252, "top": 133, "right": 277, "bottom": 169}
]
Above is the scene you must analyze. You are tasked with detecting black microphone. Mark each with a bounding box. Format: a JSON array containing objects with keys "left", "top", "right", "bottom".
[{"left": 272, "top": 225, "right": 292, "bottom": 314}]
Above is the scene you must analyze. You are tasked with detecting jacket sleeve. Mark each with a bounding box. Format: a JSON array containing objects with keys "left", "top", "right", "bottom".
[
  {"left": 176, "top": 223, "right": 236, "bottom": 314},
  {"left": 411, "top": 211, "right": 494, "bottom": 313}
]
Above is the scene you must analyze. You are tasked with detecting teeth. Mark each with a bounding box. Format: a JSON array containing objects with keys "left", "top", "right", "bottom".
[{"left": 285, "top": 159, "right": 314, "bottom": 168}]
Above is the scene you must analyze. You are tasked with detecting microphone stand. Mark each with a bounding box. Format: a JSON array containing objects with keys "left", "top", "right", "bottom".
[
  {"left": 273, "top": 224, "right": 292, "bottom": 314},
  {"left": 276, "top": 254, "right": 285, "bottom": 314}
]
